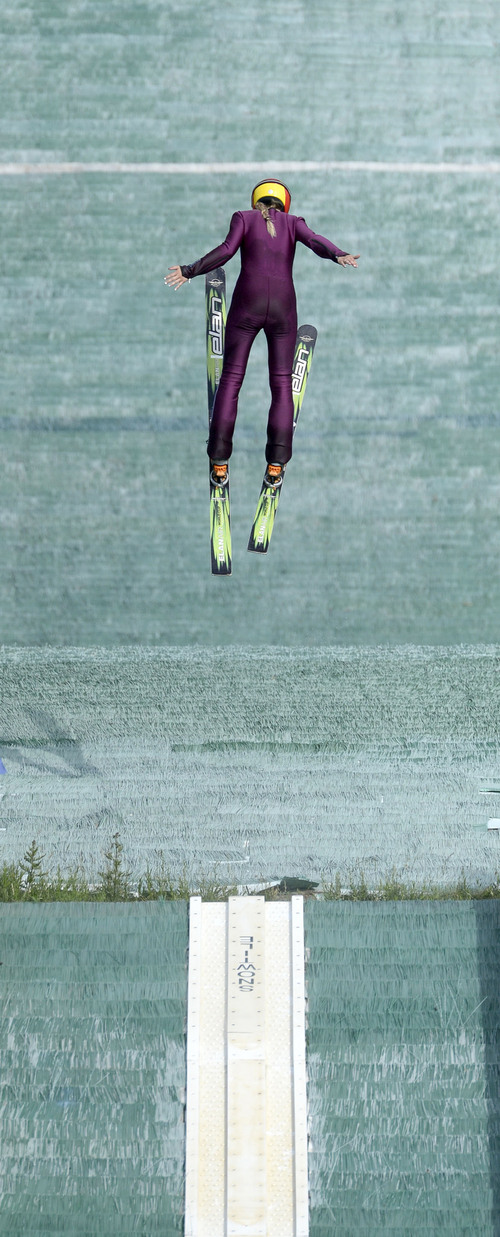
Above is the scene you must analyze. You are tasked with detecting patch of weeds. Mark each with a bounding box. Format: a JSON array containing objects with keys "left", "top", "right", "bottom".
[
  {"left": 196, "top": 870, "right": 238, "bottom": 902},
  {"left": 0, "top": 839, "right": 499, "bottom": 902},
  {"left": 322, "top": 866, "right": 500, "bottom": 902},
  {"left": 348, "top": 871, "right": 372, "bottom": 901},
  {"left": 321, "top": 872, "right": 343, "bottom": 900},
  {"left": 137, "top": 857, "right": 191, "bottom": 901},
  {"left": 0, "top": 862, "right": 24, "bottom": 902},
  {"left": 46, "top": 866, "right": 92, "bottom": 902}
]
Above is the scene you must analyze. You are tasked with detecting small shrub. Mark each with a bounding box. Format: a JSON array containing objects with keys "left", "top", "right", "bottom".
[
  {"left": 97, "top": 833, "right": 132, "bottom": 901},
  {"left": 18, "top": 840, "right": 49, "bottom": 900}
]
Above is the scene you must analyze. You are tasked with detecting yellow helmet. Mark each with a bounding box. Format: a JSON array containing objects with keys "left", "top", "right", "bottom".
[{"left": 251, "top": 179, "right": 291, "bottom": 214}]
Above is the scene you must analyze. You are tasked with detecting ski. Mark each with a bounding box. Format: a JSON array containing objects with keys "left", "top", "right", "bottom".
[
  {"left": 206, "top": 268, "right": 231, "bottom": 575},
  {"left": 247, "top": 323, "right": 317, "bottom": 554}
]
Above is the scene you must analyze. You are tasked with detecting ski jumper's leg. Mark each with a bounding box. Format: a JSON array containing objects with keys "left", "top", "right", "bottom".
[
  {"left": 264, "top": 301, "right": 297, "bottom": 465},
  {"left": 207, "top": 312, "right": 260, "bottom": 461}
]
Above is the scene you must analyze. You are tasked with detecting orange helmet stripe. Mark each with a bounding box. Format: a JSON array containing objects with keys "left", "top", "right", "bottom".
[{"left": 251, "top": 180, "right": 291, "bottom": 213}]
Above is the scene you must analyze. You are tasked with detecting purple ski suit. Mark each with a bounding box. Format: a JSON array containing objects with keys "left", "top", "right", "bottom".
[{"left": 181, "top": 208, "right": 347, "bottom": 464}]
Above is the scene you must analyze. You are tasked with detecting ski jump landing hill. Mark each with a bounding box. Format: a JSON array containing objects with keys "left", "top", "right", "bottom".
[
  {"left": 1, "top": 644, "right": 499, "bottom": 889},
  {"left": 1, "top": 0, "right": 500, "bottom": 1233}
]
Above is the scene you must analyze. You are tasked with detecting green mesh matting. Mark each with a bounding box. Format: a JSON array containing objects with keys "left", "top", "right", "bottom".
[
  {"left": 305, "top": 901, "right": 500, "bottom": 1236},
  {"left": 1, "top": 646, "right": 499, "bottom": 887},
  {"left": 2, "top": 3, "right": 500, "bottom": 1232},
  {"left": 1, "top": 0, "right": 497, "bottom": 164},
  {"left": 1, "top": 166, "right": 498, "bottom": 647},
  {"left": 0, "top": 902, "right": 187, "bottom": 1235}
]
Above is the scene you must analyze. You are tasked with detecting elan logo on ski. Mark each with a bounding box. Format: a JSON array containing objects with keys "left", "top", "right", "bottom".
[
  {"left": 292, "top": 346, "right": 310, "bottom": 395},
  {"left": 206, "top": 269, "right": 232, "bottom": 576}
]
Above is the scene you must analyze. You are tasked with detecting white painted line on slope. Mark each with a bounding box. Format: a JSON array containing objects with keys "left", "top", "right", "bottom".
[{"left": 1, "top": 160, "right": 500, "bottom": 175}]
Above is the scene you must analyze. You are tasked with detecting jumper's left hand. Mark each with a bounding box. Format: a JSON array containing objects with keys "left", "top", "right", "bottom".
[
  {"left": 164, "top": 265, "right": 188, "bottom": 290},
  {"left": 337, "top": 254, "right": 360, "bottom": 267}
]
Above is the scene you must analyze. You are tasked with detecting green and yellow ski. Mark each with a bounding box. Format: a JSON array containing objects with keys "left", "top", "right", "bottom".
[
  {"left": 206, "top": 268, "right": 231, "bottom": 575},
  {"left": 248, "top": 323, "right": 317, "bottom": 554},
  {"left": 210, "top": 472, "right": 231, "bottom": 575}
]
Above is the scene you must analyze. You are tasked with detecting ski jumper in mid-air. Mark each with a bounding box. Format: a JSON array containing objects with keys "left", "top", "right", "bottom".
[{"left": 165, "top": 178, "right": 359, "bottom": 488}]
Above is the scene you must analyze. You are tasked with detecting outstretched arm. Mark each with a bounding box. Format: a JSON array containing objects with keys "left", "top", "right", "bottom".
[
  {"left": 164, "top": 211, "right": 245, "bottom": 289},
  {"left": 295, "top": 217, "right": 359, "bottom": 267}
]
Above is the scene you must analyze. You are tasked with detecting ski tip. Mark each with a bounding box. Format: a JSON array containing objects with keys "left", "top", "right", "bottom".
[
  {"left": 206, "top": 269, "right": 226, "bottom": 290},
  {"left": 297, "top": 323, "right": 317, "bottom": 343}
]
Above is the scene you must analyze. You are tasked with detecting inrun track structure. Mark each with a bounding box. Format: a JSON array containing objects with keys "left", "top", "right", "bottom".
[{"left": 185, "top": 896, "right": 309, "bottom": 1237}]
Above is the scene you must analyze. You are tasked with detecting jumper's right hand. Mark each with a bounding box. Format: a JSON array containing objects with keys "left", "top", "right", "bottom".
[{"left": 164, "top": 265, "right": 188, "bottom": 290}]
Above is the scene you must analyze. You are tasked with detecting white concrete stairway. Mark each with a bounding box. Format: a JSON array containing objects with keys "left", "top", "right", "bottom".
[{"left": 185, "top": 896, "right": 309, "bottom": 1236}]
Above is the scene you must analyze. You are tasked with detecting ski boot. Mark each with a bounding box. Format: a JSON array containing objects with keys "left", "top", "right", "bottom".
[
  {"left": 263, "top": 462, "right": 284, "bottom": 489},
  {"left": 210, "top": 459, "right": 229, "bottom": 487}
]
